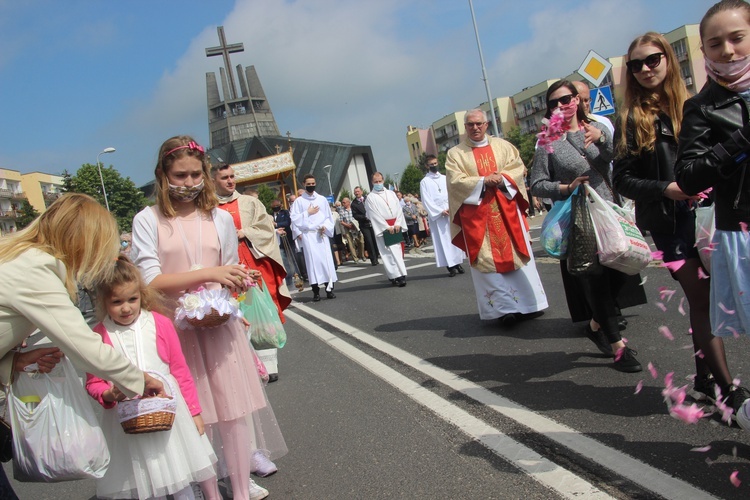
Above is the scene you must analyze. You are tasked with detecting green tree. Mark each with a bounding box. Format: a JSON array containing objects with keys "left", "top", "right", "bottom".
[
  {"left": 505, "top": 127, "right": 537, "bottom": 170},
  {"left": 16, "top": 200, "right": 40, "bottom": 229},
  {"left": 62, "top": 164, "right": 148, "bottom": 232},
  {"left": 256, "top": 184, "right": 277, "bottom": 214},
  {"left": 399, "top": 164, "right": 424, "bottom": 196},
  {"left": 338, "top": 188, "right": 352, "bottom": 202}
]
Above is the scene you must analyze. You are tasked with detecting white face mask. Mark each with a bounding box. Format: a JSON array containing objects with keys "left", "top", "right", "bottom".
[{"left": 372, "top": 183, "right": 384, "bottom": 192}]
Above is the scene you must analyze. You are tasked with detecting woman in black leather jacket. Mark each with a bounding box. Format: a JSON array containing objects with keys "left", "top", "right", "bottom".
[
  {"left": 614, "top": 32, "right": 738, "bottom": 406},
  {"left": 674, "top": 0, "right": 750, "bottom": 415}
]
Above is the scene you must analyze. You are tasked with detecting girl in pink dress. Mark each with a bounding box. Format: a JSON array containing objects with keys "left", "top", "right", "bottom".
[
  {"left": 86, "top": 257, "right": 220, "bottom": 499},
  {"left": 131, "top": 136, "right": 287, "bottom": 500}
]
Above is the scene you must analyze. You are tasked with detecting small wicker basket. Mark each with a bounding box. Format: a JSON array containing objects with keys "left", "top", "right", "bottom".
[
  {"left": 185, "top": 308, "right": 231, "bottom": 329},
  {"left": 118, "top": 371, "right": 177, "bottom": 435}
]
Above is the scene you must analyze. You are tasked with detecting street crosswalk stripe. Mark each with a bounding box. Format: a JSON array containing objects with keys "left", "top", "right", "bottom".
[
  {"left": 286, "top": 308, "right": 614, "bottom": 500},
  {"left": 338, "top": 273, "right": 382, "bottom": 284},
  {"left": 289, "top": 304, "right": 718, "bottom": 500}
]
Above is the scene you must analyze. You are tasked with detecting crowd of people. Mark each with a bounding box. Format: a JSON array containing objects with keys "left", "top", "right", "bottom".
[{"left": 1, "top": 1, "right": 750, "bottom": 498}]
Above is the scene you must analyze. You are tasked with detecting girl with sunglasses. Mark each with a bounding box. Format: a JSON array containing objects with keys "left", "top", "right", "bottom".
[
  {"left": 530, "top": 80, "right": 643, "bottom": 373},
  {"left": 674, "top": 0, "right": 750, "bottom": 419},
  {"left": 613, "top": 32, "right": 743, "bottom": 410}
]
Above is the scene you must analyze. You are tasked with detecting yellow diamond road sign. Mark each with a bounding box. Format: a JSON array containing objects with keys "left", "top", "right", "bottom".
[{"left": 577, "top": 50, "right": 612, "bottom": 87}]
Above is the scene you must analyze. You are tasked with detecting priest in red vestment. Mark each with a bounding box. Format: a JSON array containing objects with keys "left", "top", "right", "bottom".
[{"left": 445, "top": 109, "right": 548, "bottom": 326}]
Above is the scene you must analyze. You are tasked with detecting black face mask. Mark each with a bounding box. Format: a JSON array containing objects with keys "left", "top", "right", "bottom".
[
  {"left": 305, "top": 185, "right": 316, "bottom": 193},
  {"left": 272, "top": 206, "right": 281, "bottom": 212},
  {"left": 429, "top": 167, "right": 438, "bottom": 173}
]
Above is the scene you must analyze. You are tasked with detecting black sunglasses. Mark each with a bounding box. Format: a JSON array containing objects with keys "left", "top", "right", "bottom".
[
  {"left": 626, "top": 52, "right": 665, "bottom": 73},
  {"left": 547, "top": 94, "right": 575, "bottom": 109}
]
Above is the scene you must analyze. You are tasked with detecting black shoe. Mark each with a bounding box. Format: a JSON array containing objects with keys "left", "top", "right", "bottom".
[
  {"left": 500, "top": 313, "right": 519, "bottom": 326},
  {"left": 455, "top": 264, "right": 465, "bottom": 274},
  {"left": 371, "top": 260, "right": 378, "bottom": 266},
  {"left": 268, "top": 374, "right": 279, "bottom": 383},
  {"left": 397, "top": 276, "right": 406, "bottom": 287},
  {"left": 313, "top": 293, "right": 320, "bottom": 302},
  {"left": 585, "top": 325, "right": 614, "bottom": 357},
  {"left": 618, "top": 317, "right": 628, "bottom": 331},
  {"left": 613, "top": 347, "right": 642, "bottom": 373},
  {"left": 447, "top": 267, "right": 457, "bottom": 277},
  {"left": 390, "top": 279, "right": 397, "bottom": 286},
  {"left": 326, "top": 291, "right": 336, "bottom": 299},
  {"left": 723, "top": 385, "right": 750, "bottom": 421},
  {"left": 689, "top": 375, "right": 717, "bottom": 403}
]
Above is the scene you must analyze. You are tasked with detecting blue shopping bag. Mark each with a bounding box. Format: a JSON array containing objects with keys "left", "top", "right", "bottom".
[{"left": 540, "top": 190, "right": 575, "bottom": 259}]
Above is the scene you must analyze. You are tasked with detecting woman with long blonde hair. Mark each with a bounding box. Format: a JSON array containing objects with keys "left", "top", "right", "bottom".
[
  {"left": 613, "top": 31, "right": 742, "bottom": 408},
  {"left": 0, "top": 193, "right": 166, "bottom": 496}
]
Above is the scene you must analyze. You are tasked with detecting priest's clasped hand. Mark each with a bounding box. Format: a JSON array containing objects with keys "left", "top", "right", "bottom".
[{"left": 483, "top": 172, "right": 504, "bottom": 187}]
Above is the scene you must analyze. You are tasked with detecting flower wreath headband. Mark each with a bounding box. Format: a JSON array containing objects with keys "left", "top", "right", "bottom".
[{"left": 163, "top": 141, "right": 205, "bottom": 158}]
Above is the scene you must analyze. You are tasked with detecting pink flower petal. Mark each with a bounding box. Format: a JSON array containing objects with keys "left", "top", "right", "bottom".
[
  {"left": 691, "top": 445, "right": 711, "bottom": 452},
  {"left": 658, "top": 326, "right": 674, "bottom": 340},
  {"left": 634, "top": 380, "right": 643, "bottom": 395},
  {"left": 719, "top": 302, "right": 736, "bottom": 314},
  {"left": 734, "top": 378, "right": 742, "bottom": 387},
  {"left": 678, "top": 297, "right": 686, "bottom": 316},
  {"left": 698, "top": 267, "right": 709, "bottom": 279},
  {"left": 639, "top": 276, "right": 648, "bottom": 285},
  {"left": 730, "top": 471, "right": 741, "bottom": 488},
  {"left": 695, "top": 349, "right": 705, "bottom": 359},
  {"left": 741, "top": 222, "right": 748, "bottom": 235},
  {"left": 648, "top": 362, "right": 658, "bottom": 379},
  {"left": 669, "top": 403, "right": 705, "bottom": 424},
  {"left": 664, "top": 372, "right": 674, "bottom": 387},
  {"left": 663, "top": 260, "right": 686, "bottom": 273},
  {"left": 651, "top": 250, "right": 664, "bottom": 260},
  {"left": 658, "top": 287, "right": 676, "bottom": 302},
  {"left": 655, "top": 302, "right": 667, "bottom": 312}
]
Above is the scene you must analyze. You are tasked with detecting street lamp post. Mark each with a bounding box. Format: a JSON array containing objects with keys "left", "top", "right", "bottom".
[
  {"left": 323, "top": 165, "right": 333, "bottom": 197},
  {"left": 96, "top": 147, "right": 116, "bottom": 211}
]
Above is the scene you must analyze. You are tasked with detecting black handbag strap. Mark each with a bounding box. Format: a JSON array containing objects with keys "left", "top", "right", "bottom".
[{"left": 565, "top": 133, "right": 622, "bottom": 206}]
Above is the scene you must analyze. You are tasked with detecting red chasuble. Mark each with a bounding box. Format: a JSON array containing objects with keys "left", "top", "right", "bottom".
[
  {"left": 452, "top": 144, "right": 530, "bottom": 273},
  {"left": 220, "top": 199, "right": 291, "bottom": 322}
]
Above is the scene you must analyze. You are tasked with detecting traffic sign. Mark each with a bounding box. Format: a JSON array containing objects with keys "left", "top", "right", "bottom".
[
  {"left": 577, "top": 50, "right": 612, "bottom": 87},
  {"left": 326, "top": 195, "right": 335, "bottom": 204},
  {"left": 590, "top": 86, "right": 615, "bottom": 116}
]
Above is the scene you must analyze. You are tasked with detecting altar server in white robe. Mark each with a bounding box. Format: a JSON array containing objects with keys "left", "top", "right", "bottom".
[
  {"left": 420, "top": 154, "right": 466, "bottom": 277},
  {"left": 365, "top": 172, "right": 409, "bottom": 287},
  {"left": 290, "top": 174, "right": 337, "bottom": 302}
]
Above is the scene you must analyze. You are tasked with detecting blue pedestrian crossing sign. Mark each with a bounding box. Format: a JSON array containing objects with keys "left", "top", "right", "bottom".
[{"left": 590, "top": 86, "right": 615, "bottom": 116}]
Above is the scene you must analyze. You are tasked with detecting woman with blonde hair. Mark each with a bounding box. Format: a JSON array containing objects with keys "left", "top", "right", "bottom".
[
  {"left": 613, "top": 31, "right": 744, "bottom": 408},
  {"left": 0, "top": 193, "right": 166, "bottom": 497}
]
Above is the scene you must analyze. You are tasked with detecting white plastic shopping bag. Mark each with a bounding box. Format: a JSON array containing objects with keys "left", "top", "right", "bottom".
[
  {"left": 694, "top": 204, "right": 715, "bottom": 273},
  {"left": 9, "top": 356, "right": 110, "bottom": 482},
  {"left": 585, "top": 185, "right": 652, "bottom": 275}
]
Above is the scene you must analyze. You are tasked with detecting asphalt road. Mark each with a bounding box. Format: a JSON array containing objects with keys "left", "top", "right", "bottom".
[{"left": 7, "top": 215, "right": 750, "bottom": 499}]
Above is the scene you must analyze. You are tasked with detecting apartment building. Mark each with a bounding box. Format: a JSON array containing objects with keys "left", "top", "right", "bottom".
[
  {"left": 0, "top": 169, "right": 26, "bottom": 235},
  {"left": 433, "top": 111, "right": 467, "bottom": 153},
  {"left": 21, "top": 172, "right": 64, "bottom": 213},
  {"left": 512, "top": 80, "right": 559, "bottom": 135},
  {"left": 406, "top": 125, "right": 437, "bottom": 165},
  {"left": 479, "top": 96, "right": 518, "bottom": 138}
]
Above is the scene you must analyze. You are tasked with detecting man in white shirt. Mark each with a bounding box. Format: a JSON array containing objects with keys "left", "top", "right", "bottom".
[
  {"left": 290, "top": 175, "right": 337, "bottom": 301},
  {"left": 419, "top": 154, "right": 466, "bottom": 277},
  {"left": 365, "top": 172, "right": 409, "bottom": 287}
]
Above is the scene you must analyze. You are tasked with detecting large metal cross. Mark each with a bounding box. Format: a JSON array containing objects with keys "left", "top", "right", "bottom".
[{"left": 206, "top": 26, "right": 244, "bottom": 101}]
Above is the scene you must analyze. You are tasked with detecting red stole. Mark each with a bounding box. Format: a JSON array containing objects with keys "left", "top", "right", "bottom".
[
  {"left": 219, "top": 199, "right": 291, "bottom": 323},
  {"left": 452, "top": 144, "right": 530, "bottom": 273}
]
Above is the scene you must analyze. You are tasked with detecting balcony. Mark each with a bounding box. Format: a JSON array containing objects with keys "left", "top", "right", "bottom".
[
  {"left": 10, "top": 191, "right": 26, "bottom": 201},
  {"left": 677, "top": 52, "right": 688, "bottom": 62},
  {"left": 0, "top": 210, "right": 18, "bottom": 219},
  {"left": 684, "top": 76, "right": 694, "bottom": 87},
  {"left": 43, "top": 191, "right": 62, "bottom": 202}
]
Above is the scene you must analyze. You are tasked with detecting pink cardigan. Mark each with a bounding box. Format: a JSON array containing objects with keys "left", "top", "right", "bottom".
[{"left": 85, "top": 311, "right": 202, "bottom": 416}]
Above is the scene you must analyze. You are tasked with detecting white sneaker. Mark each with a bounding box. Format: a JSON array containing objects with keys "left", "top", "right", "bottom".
[
  {"left": 252, "top": 450, "right": 278, "bottom": 477},
  {"left": 249, "top": 479, "right": 270, "bottom": 500},
  {"left": 736, "top": 398, "right": 750, "bottom": 430},
  {"left": 224, "top": 477, "right": 270, "bottom": 499},
  {"left": 191, "top": 483, "right": 206, "bottom": 500}
]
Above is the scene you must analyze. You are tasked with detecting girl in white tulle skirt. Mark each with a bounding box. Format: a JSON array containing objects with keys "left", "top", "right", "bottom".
[{"left": 86, "top": 257, "right": 220, "bottom": 499}]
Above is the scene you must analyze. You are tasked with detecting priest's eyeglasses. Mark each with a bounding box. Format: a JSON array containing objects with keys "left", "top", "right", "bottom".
[{"left": 465, "top": 122, "right": 487, "bottom": 128}]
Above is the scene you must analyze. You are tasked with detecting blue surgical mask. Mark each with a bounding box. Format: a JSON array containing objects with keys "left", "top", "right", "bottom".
[{"left": 373, "top": 183, "right": 384, "bottom": 192}]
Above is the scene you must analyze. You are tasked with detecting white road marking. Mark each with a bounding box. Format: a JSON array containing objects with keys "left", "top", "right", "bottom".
[
  {"left": 286, "top": 308, "right": 614, "bottom": 500},
  {"left": 338, "top": 273, "right": 383, "bottom": 284},
  {"left": 288, "top": 304, "right": 718, "bottom": 500}
]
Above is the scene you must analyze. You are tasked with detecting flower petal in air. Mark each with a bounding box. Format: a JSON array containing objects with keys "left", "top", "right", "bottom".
[
  {"left": 655, "top": 302, "right": 667, "bottom": 312},
  {"left": 658, "top": 326, "right": 674, "bottom": 340},
  {"left": 648, "top": 362, "right": 658, "bottom": 379},
  {"left": 634, "top": 380, "right": 643, "bottom": 395},
  {"left": 730, "top": 471, "right": 741, "bottom": 488},
  {"left": 690, "top": 445, "right": 711, "bottom": 452},
  {"left": 718, "top": 302, "right": 736, "bottom": 315},
  {"left": 678, "top": 297, "right": 686, "bottom": 316},
  {"left": 697, "top": 267, "right": 709, "bottom": 279},
  {"left": 669, "top": 403, "right": 705, "bottom": 424},
  {"left": 663, "top": 260, "right": 686, "bottom": 273}
]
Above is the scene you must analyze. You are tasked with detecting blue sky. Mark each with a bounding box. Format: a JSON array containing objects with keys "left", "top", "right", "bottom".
[{"left": 1, "top": 0, "right": 711, "bottom": 187}]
